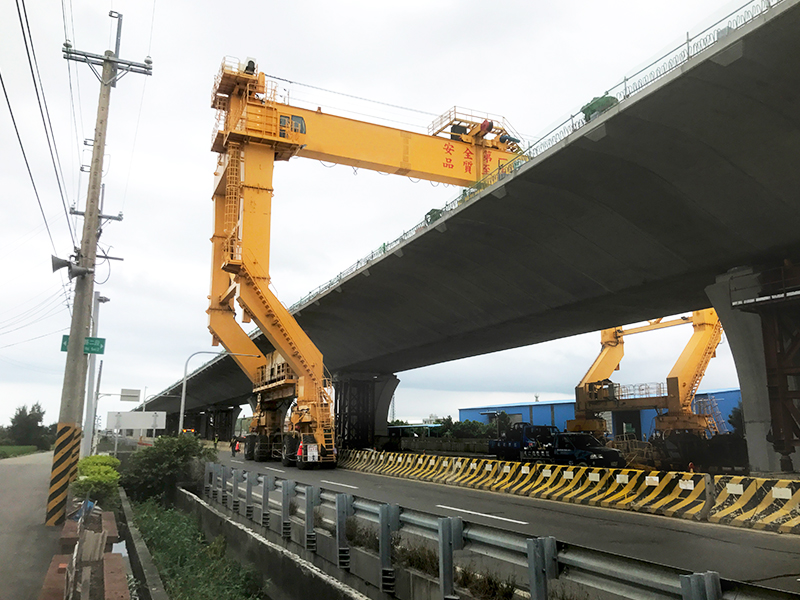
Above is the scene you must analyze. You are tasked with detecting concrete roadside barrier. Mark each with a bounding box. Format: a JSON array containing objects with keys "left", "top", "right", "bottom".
[
  {"left": 595, "top": 469, "right": 645, "bottom": 509},
  {"left": 336, "top": 449, "right": 352, "bottom": 468},
  {"left": 528, "top": 465, "right": 568, "bottom": 498},
  {"left": 363, "top": 451, "right": 387, "bottom": 474},
  {"left": 353, "top": 450, "right": 374, "bottom": 471},
  {"left": 542, "top": 466, "right": 593, "bottom": 502},
  {"left": 419, "top": 455, "right": 449, "bottom": 482},
  {"left": 630, "top": 472, "right": 713, "bottom": 520},
  {"left": 506, "top": 462, "right": 542, "bottom": 495},
  {"left": 395, "top": 454, "right": 423, "bottom": 478},
  {"left": 381, "top": 452, "right": 405, "bottom": 476},
  {"left": 429, "top": 456, "right": 458, "bottom": 484},
  {"left": 340, "top": 450, "right": 362, "bottom": 470},
  {"left": 402, "top": 454, "right": 429, "bottom": 479},
  {"left": 411, "top": 455, "right": 440, "bottom": 481},
  {"left": 443, "top": 457, "right": 469, "bottom": 485},
  {"left": 448, "top": 458, "right": 485, "bottom": 487},
  {"left": 360, "top": 451, "right": 381, "bottom": 473},
  {"left": 468, "top": 460, "right": 502, "bottom": 491},
  {"left": 374, "top": 452, "right": 401, "bottom": 475},
  {"left": 709, "top": 476, "right": 800, "bottom": 534},
  {"left": 490, "top": 461, "right": 523, "bottom": 492},
  {"left": 568, "top": 468, "right": 615, "bottom": 506}
]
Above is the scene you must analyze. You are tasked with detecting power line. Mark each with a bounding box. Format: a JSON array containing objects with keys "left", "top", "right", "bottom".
[
  {"left": 0, "top": 327, "right": 70, "bottom": 351},
  {"left": 0, "top": 68, "right": 58, "bottom": 255},
  {"left": 16, "top": 0, "right": 76, "bottom": 247},
  {"left": 0, "top": 303, "right": 68, "bottom": 337},
  {"left": 264, "top": 72, "right": 438, "bottom": 117},
  {"left": 121, "top": 0, "right": 157, "bottom": 213}
]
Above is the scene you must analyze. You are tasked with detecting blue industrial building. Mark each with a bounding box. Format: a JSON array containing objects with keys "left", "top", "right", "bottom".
[
  {"left": 458, "top": 399, "right": 576, "bottom": 433},
  {"left": 458, "top": 389, "right": 740, "bottom": 439}
]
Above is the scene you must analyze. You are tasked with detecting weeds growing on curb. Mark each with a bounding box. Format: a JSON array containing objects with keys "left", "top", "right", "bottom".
[
  {"left": 344, "top": 516, "right": 380, "bottom": 553},
  {"left": 132, "top": 498, "right": 269, "bottom": 600},
  {"left": 393, "top": 542, "right": 439, "bottom": 578}
]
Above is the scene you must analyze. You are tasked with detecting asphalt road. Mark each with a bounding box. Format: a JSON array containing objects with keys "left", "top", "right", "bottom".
[
  {"left": 0, "top": 451, "right": 61, "bottom": 600},
  {"left": 217, "top": 453, "right": 800, "bottom": 594}
]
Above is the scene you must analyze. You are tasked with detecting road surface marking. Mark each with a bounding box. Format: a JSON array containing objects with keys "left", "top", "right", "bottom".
[
  {"left": 436, "top": 505, "right": 529, "bottom": 525},
  {"left": 320, "top": 480, "right": 359, "bottom": 490},
  {"left": 231, "top": 459, "right": 244, "bottom": 464},
  {"left": 264, "top": 466, "right": 285, "bottom": 473}
]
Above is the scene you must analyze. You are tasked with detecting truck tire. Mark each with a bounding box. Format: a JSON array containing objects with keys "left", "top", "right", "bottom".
[
  {"left": 281, "top": 436, "right": 297, "bottom": 467},
  {"left": 244, "top": 435, "right": 256, "bottom": 461},
  {"left": 254, "top": 437, "right": 268, "bottom": 462}
]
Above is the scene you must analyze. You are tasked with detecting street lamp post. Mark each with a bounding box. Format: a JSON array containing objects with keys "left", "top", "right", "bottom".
[
  {"left": 179, "top": 351, "right": 260, "bottom": 435},
  {"left": 141, "top": 393, "right": 179, "bottom": 439},
  {"left": 80, "top": 293, "right": 110, "bottom": 458}
]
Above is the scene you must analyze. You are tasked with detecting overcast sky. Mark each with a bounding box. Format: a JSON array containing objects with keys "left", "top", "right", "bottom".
[{"left": 0, "top": 0, "right": 753, "bottom": 429}]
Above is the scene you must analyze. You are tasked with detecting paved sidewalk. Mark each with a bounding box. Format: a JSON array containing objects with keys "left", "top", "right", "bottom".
[{"left": 0, "top": 452, "right": 61, "bottom": 600}]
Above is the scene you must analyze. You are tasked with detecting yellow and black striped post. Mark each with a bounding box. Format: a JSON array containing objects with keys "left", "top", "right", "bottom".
[{"left": 46, "top": 423, "right": 80, "bottom": 526}]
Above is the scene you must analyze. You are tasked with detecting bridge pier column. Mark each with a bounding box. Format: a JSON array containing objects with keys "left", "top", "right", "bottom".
[
  {"left": 334, "top": 373, "right": 399, "bottom": 449},
  {"left": 706, "top": 267, "right": 797, "bottom": 473}
]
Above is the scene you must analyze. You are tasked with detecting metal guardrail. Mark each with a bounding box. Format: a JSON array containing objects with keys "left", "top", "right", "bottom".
[
  {"left": 289, "top": 0, "right": 787, "bottom": 314},
  {"left": 203, "top": 462, "right": 792, "bottom": 600}
]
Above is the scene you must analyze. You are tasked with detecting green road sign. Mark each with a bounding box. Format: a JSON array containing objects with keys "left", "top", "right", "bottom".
[{"left": 61, "top": 335, "right": 106, "bottom": 354}]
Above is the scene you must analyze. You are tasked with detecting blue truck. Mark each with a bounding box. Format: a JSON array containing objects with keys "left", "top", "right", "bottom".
[{"left": 489, "top": 422, "right": 624, "bottom": 468}]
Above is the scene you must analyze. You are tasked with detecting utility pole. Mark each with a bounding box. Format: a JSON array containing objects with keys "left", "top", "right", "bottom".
[{"left": 46, "top": 11, "right": 151, "bottom": 527}]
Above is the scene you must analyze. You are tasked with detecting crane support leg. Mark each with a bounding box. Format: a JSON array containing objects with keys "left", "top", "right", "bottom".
[{"left": 207, "top": 190, "right": 264, "bottom": 382}]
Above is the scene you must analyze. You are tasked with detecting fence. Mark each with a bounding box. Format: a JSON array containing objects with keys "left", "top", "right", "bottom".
[{"left": 202, "top": 462, "right": 794, "bottom": 600}]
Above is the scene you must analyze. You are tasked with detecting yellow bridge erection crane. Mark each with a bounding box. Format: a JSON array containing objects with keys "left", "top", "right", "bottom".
[
  {"left": 568, "top": 308, "right": 724, "bottom": 438},
  {"left": 207, "top": 57, "right": 525, "bottom": 467}
]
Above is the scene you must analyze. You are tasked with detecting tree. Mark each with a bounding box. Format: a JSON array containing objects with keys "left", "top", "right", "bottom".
[
  {"left": 121, "top": 434, "right": 217, "bottom": 502},
  {"left": 8, "top": 403, "right": 50, "bottom": 450},
  {"left": 728, "top": 400, "right": 744, "bottom": 438}
]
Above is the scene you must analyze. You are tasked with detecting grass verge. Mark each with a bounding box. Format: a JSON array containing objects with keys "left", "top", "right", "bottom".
[
  {"left": 132, "top": 499, "right": 269, "bottom": 600},
  {"left": 0, "top": 445, "right": 37, "bottom": 459}
]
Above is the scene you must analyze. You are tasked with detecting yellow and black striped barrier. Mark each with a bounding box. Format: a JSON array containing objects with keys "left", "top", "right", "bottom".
[
  {"left": 629, "top": 471, "right": 712, "bottom": 520},
  {"left": 336, "top": 451, "right": 799, "bottom": 535},
  {"left": 46, "top": 423, "right": 81, "bottom": 526},
  {"left": 709, "top": 476, "right": 800, "bottom": 533}
]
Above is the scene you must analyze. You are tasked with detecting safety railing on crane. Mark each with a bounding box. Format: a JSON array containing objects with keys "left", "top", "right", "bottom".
[{"left": 289, "top": 0, "right": 787, "bottom": 313}]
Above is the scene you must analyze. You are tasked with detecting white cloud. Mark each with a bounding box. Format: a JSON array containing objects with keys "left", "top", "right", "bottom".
[{"left": 0, "top": 0, "right": 746, "bottom": 428}]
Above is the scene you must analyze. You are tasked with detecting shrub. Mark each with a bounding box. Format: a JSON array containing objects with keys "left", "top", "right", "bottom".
[
  {"left": 133, "top": 499, "right": 268, "bottom": 600},
  {"left": 78, "top": 454, "right": 121, "bottom": 472},
  {"left": 71, "top": 462, "right": 120, "bottom": 508},
  {"left": 121, "top": 435, "right": 216, "bottom": 502}
]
